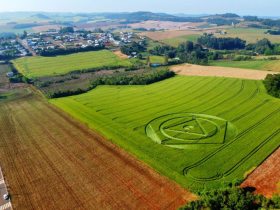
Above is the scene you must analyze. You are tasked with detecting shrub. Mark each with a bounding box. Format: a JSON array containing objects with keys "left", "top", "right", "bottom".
[{"left": 264, "top": 74, "right": 280, "bottom": 98}]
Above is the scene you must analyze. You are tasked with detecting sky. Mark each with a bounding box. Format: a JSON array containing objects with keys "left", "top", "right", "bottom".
[{"left": 1, "top": 0, "right": 280, "bottom": 16}]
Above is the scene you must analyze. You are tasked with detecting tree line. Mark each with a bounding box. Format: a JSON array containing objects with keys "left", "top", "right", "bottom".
[
  {"left": 120, "top": 41, "right": 147, "bottom": 56},
  {"left": 47, "top": 68, "right": 175, "bottom": 98},
  {"left": 266, "top": 30, "right": 280, "bottom": 35},
  {"left": 149, "top": 41, "right": 208, "bottom": 65},
  {"left": 39, "top": 45, "right": 105, "bottom": 56},
  {"left": 180, "top": 185, "right": 280, "bottom": 210},
  {"left": 197, "top": 34, "right": 246, "bottom": 50},
  {"left": 246, "top": 38, "right": 280, "bottom": 55}
]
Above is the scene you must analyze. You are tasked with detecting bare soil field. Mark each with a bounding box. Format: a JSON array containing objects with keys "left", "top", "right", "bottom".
[
  {"left": 32, "top": 24, "right": 62, "bottom": 32},
  {"left": 0, "top": 90, "right": 195, "bottom": 210},
  {"left": 241, "top": 147, "right": 280, "bottom": 197},
  {"left": 130, "top": 21, "right": 204, "bottom": 31},
  {"left": 171, "top": 64, "right": 279, "bottom": 80},
  {"left": 140, "top": 26, "right": 230, "bottom": 41},
  {"left": 113, "top": 50, "right": 128, "bottom": 59},
  {"left": 76, "top": 21, "right": 122, "bottom": 30}
]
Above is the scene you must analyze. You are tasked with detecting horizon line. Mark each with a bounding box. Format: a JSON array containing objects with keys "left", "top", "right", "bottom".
[{"left": 0, "top": 11, "right": 279, "bottom": 18}]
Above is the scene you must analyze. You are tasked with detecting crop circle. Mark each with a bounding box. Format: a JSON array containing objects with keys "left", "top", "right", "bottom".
[{"left": 146, "top": 113, "right": 238, "bottom": 148}]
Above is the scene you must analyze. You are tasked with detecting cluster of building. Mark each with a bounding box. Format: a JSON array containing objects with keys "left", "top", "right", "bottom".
[
  {"left": 22, "top": 29, "right": 137, "bottom": 55},
  {"left": 0, "top": 39, "right": 28, "bottom": 57},
  {"left": 120, "top": 32, "right": 134, "bottom": 43},
  {"left": 0, "top": 28, "right": 140, "bottom": 58}
]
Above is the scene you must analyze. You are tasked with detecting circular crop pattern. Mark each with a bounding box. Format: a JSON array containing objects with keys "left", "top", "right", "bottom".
[
  {"left": 160, "top": 116, "right": 219, "bottom": 141},
  {"left": 146, "top": 113, "right": 238, "bottom": 149}
]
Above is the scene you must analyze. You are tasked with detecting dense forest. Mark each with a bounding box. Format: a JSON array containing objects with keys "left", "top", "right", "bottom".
[
  {"left": 267, "top": 30, "right": 280, "bottom": 35},
  {"left": 197, "top": 34, "right": 246, "bottom": 50},
  {"left": 149, "top": 45, "right": 177, "bottom": 58},
  {"left": 120, "top": 41, "right": 147, "bottom": 56},
  {"left": 246, "top": 38, "right": 280, "bottom": 55},
  {"left": 150, "top": 41, "right": 208, "bottom": 64},
  {"left": 264, "top": 74, "right": 280, "bottom": 98},
  {"left": 176, "top": 41, "right": 208, "bottom": 64}
]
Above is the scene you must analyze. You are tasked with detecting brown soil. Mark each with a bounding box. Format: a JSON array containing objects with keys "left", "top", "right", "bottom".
[
  {"left": 140, "top": 26, "right": 229, "bottom": 41},
  {"left": 0, "top": 90, "right": 195, "bottom": 210},
  {"left": 113, "top": 50, "right": 128, "bottom": 59},
  {"left": 171, "top": 64, "right": 279, "bottom": 80},
  {"left": 32, "top": 24, "right": 62, "bottom": 33},
  {"left": 130, "top": 21, "right": 204, "bottom": 31},
  {"left": 241, "top": 147, "right": 280, "bottom": 198}
]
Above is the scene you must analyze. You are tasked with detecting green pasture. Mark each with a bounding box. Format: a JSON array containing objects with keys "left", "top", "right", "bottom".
[
  {"left": 210, "top": 59, "right": 280, "bottom": 72},
  {"left": 149, "top": 55, "right": 166, "bottom": 64},
  {"left": 216, "top": 27, "right": 280, "bottom": 44},
  {"left": 146, "top": 38, "right": 164, "bottom": 51},
  {"left": 163, "top": 34, "right": 200, "bottom": 47},
  {"left": 51, "top": 76, "right": 280, "bottom": 191},
  {"left": 12, "top": 50, "right": 133, "bottom": 78}
]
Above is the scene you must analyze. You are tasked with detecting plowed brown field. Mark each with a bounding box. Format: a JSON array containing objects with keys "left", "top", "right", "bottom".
[
  {"left": 171, "top": 64, "right": 279, "bottom": 80},
  {"left": 0, "top": 90, "right": 195, "bottom": 210},
  {"left": 130, "top": 21, "right": 204, "bottom": 31},
  {"left": 241, "top": 147, "right": 280, "bottom": 198}
]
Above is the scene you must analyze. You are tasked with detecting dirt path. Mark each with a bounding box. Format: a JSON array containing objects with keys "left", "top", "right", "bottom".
[
  {"left": 171, "top": 64, "right": 279, "bottom": 80},
  {"left": 17, "top": 38, "right": 36, "bottom": 56},
  {"left": 241, "top": 147, "right": 280, "bottom": 198},
  {"left": 113, "top": 50, "right": 128, "bottom": 59},
  {"left": 0, "top": 91, "right": 195, "bottom": 210}
]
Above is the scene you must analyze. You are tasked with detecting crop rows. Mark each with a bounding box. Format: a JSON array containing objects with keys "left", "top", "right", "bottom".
[
  {"left": 12, "top": 50, "right": 132, "bottom": 78},
  {"left": 0, "top": 90, "right": 192, "bottom": 209},
  {"left": 51, "top": 76, "right": 280, "bottom": 190}
]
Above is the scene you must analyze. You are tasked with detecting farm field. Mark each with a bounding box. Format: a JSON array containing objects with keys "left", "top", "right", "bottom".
[
  {"left": 162, "top": 34, "right": 200, "bottom": 47},
  {"left": 113, "top": 50, "right": 128, "bottom": 59},
  {"left": 171, "top": 64, "right": 279, "bottom": 80},
  {"left": 150, "top": 55, "right": 166, "bottom": 64},
  {"left": 12, "top": 50, "right": 133, "bottom": 78},
  {"left": 141, "top": 30, "right": 202, "bottom": 41},
  {"left": 216, "top": 28, "right": 280, "bottom": 43},
  {"left": 241, "top": 147, "right": 280, "bottom": 197},
  {"left": 210, "top": 59, "right": 280, "bottom": 72},
  {"left": 142, "top": 27, "right": 280, "bottom": 47},
  {"left": 0, "top": 91, "right": 193, "bottom": 209},
  {"left": 0, "top": 64, "right": 11, "bottom": 91},
  {"left": 130, "top": 21, "right": 204, "bottom": 31},
  {"left": 51, "top": 75, "right": 280, "bottom": 191}
]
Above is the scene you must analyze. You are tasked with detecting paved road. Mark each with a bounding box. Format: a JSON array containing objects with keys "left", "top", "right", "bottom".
[
  {"left": 17, "top": 38, "right": 36, "bottom": 56},
  {"left": 0, "top": 168, "right": 12, "bottom": 210}
]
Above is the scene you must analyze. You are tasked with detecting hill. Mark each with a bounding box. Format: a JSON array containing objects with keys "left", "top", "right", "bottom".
[
  {"left": 102, "top": 11, "right": 203, "bottom": 23},
  {"left": 31, "top": 13, "right": 50, "bottom": 20}
]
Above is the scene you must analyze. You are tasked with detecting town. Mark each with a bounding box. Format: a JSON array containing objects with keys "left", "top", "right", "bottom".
[
  {"left": 0, "top": 27, "right": 140, "bottom": 58},
  {"left": 0, "top": 38, "right": 29, "bottom": 59}
]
